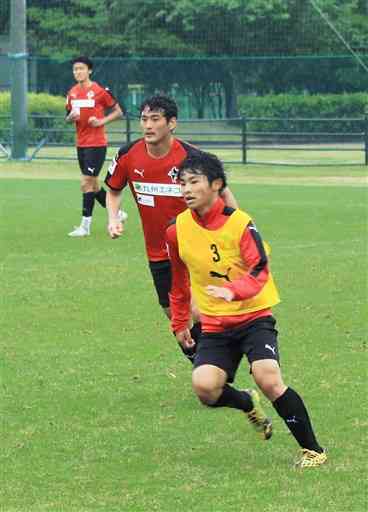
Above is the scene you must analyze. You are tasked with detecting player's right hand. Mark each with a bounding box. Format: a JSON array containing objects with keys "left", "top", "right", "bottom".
[
  {"left": 175, "top": 329, "right": 195, "bottom": 350},
  {"left": 67, "top": 109, "right": 80, "bottom": 122},
  {"left": 108, "top": 221, "right": 124, "bottom": 239}
]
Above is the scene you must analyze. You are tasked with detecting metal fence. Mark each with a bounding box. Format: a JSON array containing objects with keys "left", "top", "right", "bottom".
[{"left": 0, "top": 114, "right": 366, "bottom": 165}]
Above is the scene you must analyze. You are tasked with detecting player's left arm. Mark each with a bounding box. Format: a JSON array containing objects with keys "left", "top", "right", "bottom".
[
  {"left": 220, "top": 186, "right": 238, "bottom": 209},
  {"left": 206, "top": 221, "right": 270, "bottom": 302},
  {"left": 88, "top": 87, "right": 123, "bottom": 127}
]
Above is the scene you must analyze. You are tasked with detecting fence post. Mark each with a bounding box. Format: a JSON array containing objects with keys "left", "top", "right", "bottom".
[
  {"left": 241, "top": 115, "right": 247, "bottom": 164},
  {"left": 365, "top": 113, "right": 368, "bottom": 166},
  {"left": 126, "top": 111, "right": 131, "bottom": 144},
  {"left": 10, "top": 0, "right": 28, "bottom": 159}
]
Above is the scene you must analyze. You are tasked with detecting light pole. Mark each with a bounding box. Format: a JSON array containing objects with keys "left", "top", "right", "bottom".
[{"left": 10, "top": 0, "right": 28, "bottom": 159}]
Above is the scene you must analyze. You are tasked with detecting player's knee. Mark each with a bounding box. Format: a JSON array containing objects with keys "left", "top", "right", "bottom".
[
  {"left": 257, "top": 378, "right": 286, "bottom": 402},
  {"left": 81, "top": 183, "right": 93, "bottom": 193},
  {"left": 252, "top": 360, "right": 285, "bottom": 400},
  {"left": 192, "top": 374, "right": 218, "bottom": 405},
  {"left": 195, "top": 389, "right": 218, "bottom": 406},
  {"left": 81, "top": 176, "right": 95, "bottom": 193}
]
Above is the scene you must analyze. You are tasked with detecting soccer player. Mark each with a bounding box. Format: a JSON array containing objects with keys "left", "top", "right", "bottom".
[
  {"left": 104, "top": 95, "right": 238, "bottom": 361},
  {"left": 166, "top": 151, "right": 327, "bottom": 468},
  {"left": 66, "top": 56, "right": 127, "bottom": 237}
]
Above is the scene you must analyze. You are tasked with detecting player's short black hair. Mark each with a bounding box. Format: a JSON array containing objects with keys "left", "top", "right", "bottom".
[
  {"left": 178, "top": 152, "right": 227, "bottom": 192},
  {"left": 139, "top": 95, "right": 178, "bottom": 122},
  {"left": 71, "top": 56, "right": 93, "bottom": 70}
]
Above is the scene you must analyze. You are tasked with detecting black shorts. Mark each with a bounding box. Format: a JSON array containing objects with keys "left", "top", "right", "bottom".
[
  {"left": 148, "top": 260, "right": 171, "bottom": 308},
  {"left": 77, "top": 146, "right": 107, "bottom": 177},
  {"left": 194, "top": 317, "right": 279, "bottom": 383}
]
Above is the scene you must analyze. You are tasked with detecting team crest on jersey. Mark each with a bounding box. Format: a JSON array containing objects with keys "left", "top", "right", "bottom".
[
  {"left": 87, "top": 90, "right": 95, "bottom": 99},
  {"left": 168, "top": 166, "right": 179, "bottom": 183}
]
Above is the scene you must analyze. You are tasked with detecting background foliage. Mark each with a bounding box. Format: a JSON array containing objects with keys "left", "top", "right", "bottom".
[
  {"left": 0, "top": 91, "right": 73, "bottom": 144},
  {"left": 1, "top": 0, "right": 367, "bottom": 117},
  {"left": 1, "top": 91, "right": 366, "bottom": 147},
  {"left": 24, "top": 0, "right": 367, "bottom": 59}
]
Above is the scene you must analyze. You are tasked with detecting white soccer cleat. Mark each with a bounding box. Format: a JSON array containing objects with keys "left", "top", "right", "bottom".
[
  {"left": 68, "top": 225, "right": 90, "bottom": 237},
  {"left": 118, "top": 210, "right": 128, "bottom": 223}
]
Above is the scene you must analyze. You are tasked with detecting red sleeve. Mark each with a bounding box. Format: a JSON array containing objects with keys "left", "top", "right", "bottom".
[
  {"left": 104, "top": 151, "right": 128, "bottom": 191},
  {"left": 224, "top": 221, "right": 270, "bottom": 300},
  {"left": 101, "top": 87, "right": 117, "bottom": 109},
  {"left": 166, "top": 223, "right": 191, "bottom": 333}
]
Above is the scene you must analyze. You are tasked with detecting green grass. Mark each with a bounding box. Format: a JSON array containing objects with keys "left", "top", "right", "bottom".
[{"left": 1, "top": 159, "right": 367, "bottom": 511}]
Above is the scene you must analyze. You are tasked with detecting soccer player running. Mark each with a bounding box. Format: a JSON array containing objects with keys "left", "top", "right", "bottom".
[
  {"left": 104, "top": 95, "right": 238, "bottom": 361},
  {"left": 66, "top": 56, "right": 127, "bottom": 237},
  {"left": 166, "top": 151, "right": 327, "bottom": 468}
]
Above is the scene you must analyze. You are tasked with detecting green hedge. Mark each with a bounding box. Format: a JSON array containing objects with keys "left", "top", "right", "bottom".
[
  {"left": 1, "top": 91, "right": 367, "bottom": 144},
  {"left": 237, "top": 93, "right": 368, "bottom": 134},
  {"left": 0, "top": 92, "right": 74, "bottom": 144}
]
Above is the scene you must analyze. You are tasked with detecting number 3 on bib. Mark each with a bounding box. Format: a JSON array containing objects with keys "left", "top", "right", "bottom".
[{"left": 210, "top": 244, "right": 221, "bottom": 262}]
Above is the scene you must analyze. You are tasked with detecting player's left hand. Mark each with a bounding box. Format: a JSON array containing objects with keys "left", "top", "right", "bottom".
[
  {"left": 88, "top": 116, "right": 104, "bottom": 127},
  {"left": 206, "top": 285, "right": 234, "bottom": 302}
]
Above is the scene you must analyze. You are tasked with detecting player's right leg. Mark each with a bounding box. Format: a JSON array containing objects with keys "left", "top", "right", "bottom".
[
  {"left": 69, "top": 174, "right": 95, "bottom": 236},
  {"left": 69, "top": 148, "right": 94, "bottom": 237},
  {"left": 195, "top": 325, "right": 272, "bottom": 440},
  {"left": 86, "top": 146, "right": 108, "bottom": 208},
  {"left": 193, "top": 332, "right": 272, "bottom": 439}
]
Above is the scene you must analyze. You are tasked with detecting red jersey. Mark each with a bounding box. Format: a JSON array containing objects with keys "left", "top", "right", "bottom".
[
  {"left": 66, "top": 81, "right": 117, "bottom": 147},
  {"left": 105, "top": 138, "right": 201, "bottom": 261}
]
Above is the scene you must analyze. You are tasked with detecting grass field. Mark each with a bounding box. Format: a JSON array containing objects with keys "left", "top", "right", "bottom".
[{"left": 1, "top": 158, "right": 367, "bottom": 512}]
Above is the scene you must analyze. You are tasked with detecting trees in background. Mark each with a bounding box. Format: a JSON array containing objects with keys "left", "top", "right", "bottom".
[{"left": 22, "top": 0, "right": 368, "bottom": 116}]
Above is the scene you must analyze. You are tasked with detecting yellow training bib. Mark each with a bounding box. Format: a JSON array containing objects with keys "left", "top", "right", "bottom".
[{"left": 176, "top": 208, "right": 280, "bottom": 316}]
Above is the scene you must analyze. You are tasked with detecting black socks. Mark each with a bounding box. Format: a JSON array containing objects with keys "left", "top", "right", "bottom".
[
  {"left": 273, "top": 387, "right": 323, "bottom": 452},
  {"left": 212, "top": 385, "right": 253, "bottom": 412},
  {"left": 82, "top": 188, "right": 106, "bottom": 217},
  {"left": 95, "top": 187, "right": 107, "bottom": 208},
  {"left": 82, "top": 192, "right": 95, "bottom": 217}
]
